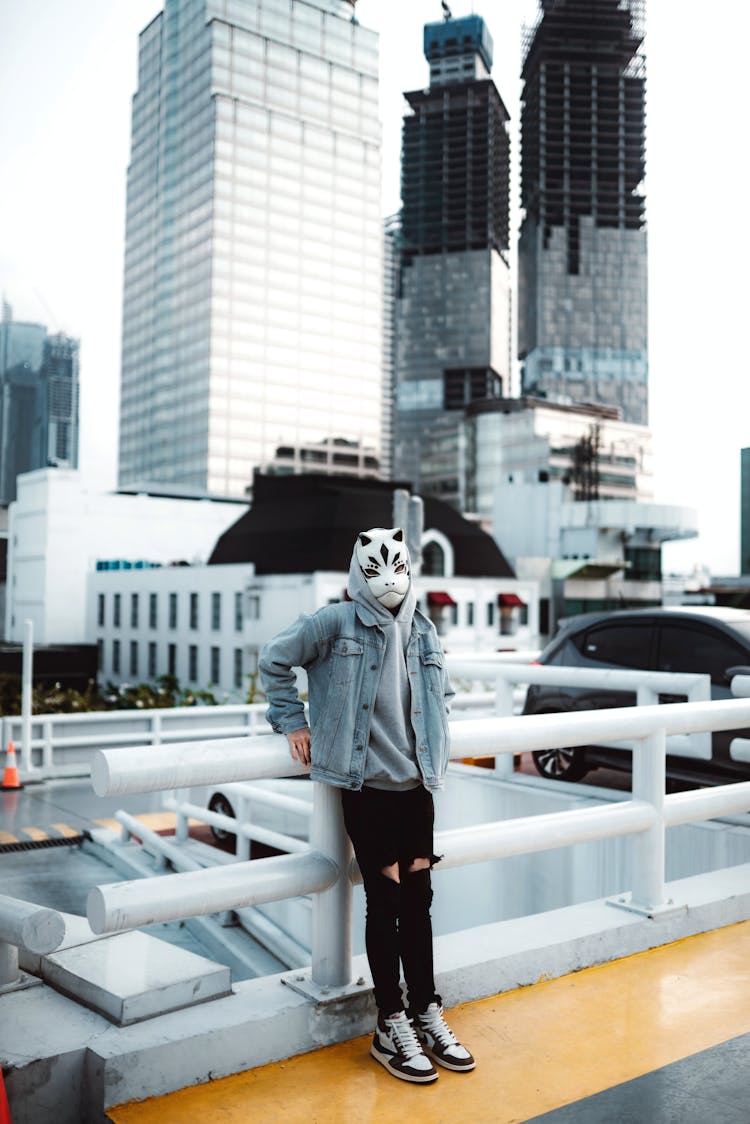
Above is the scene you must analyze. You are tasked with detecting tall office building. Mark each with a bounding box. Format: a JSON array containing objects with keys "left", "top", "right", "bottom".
[
  {"left": 119, "top": 0, "right": 384, "bottom": 496},
  {"left": 392, "top": 14, "right": 512, "bottom": 507},
  {"left": 0, "top": 303, "right": 79, "bottom": 504},
  {"left": 518, "top": 0, "right": 648, "bottom": 425}
]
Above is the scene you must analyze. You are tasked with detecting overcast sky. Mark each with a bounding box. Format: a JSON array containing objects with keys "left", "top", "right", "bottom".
[{"left": 1, "top": 1, "right": 747, "bottom": 575}]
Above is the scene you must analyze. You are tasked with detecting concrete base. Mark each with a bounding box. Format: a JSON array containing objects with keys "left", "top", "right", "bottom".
[
  {"left": 3, "top": 863, "right": 750, "bottom": 1123},
  {"left": 0, "top": 970, "right": 43, "bottom": 996},
  {"left": 17, "top": 909, "right": 232, "bottom": 1027},
  {"left": 42, "top": 929, "right": 232, "bottom": 1026}
]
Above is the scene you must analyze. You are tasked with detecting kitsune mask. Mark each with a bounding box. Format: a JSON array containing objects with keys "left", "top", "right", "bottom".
[{"left": 356, "top": 527, "right": 410, "bottom": 609}]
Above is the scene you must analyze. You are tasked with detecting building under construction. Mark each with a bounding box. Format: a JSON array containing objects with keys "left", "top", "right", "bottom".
[
  {"left": 393, "top": 13, "right": 512, "bottom": 505},
  {"left": 518, "top": 0, "right": 648, "bottom": 426}
]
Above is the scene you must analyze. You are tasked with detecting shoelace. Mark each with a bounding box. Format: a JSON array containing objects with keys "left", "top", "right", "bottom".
[
  {"left": 386, "top": 1014, "right": 424, "bottom": 1059},
  {"left": 419, "top": 1005, "right": 459, "bottom": 1048}
]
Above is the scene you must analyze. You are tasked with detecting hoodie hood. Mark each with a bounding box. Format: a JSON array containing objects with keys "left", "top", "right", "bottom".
[{"left": 347, "top": 542, "right": 416, "bottom": 625}]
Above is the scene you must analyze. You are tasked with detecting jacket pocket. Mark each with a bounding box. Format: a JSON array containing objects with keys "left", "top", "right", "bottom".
[
  {"left": 330, "top": 637, "right": 364, "bottom": 684},
  {"left": 420, "top": 648, "right": 445, "bottom": 695}
]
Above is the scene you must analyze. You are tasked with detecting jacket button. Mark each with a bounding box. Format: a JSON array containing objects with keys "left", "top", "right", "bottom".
[
  {"left": 356, "top": 743, "right": 363, "bottom": 751},
  {"left": 362, "top": 703, "right": 369, "bottom": 710},
  {"left": 370, "top": 664, "right": 377, "bottom": 670}
]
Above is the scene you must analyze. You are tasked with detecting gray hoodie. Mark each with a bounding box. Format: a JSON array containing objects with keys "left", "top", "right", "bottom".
[{"left": 347, "top": 548, "right": 421, "bottom": 790}]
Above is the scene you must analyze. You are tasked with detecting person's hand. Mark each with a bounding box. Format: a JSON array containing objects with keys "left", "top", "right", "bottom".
[{"left": 286, "top": 727, "right": 312, "bottom": 766}]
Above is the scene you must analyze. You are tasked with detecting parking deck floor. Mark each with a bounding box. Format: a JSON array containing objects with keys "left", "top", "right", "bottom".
[{"left": 106, "top": 919, "right": 750, "bottom": 1124}]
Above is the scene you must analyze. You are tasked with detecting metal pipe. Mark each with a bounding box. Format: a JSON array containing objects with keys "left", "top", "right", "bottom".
[
  {"left": 21, "top": 618, "right": 34, "bottom": 774},
  {"left": 665, "top": 780, "right": 750, "bottom": 826},
  {"left": 429, "top": 798, "right": 656, "bottom": 871},
  {"left": 91, "top": 698, "right": 750, "bottom": 797},
  {"left": 310, "top": 781, "right": 352, "bottom": 988},
  {"left": 160, "top": 797, "right": 310, "bottom": 854},
  {"left": 0, "top": 894, "right": 66, "bottom": 954},
  {"left": 630, "top": 731, "right": 666, "bottom": 911},
  {"left": 87, "top": 849, "right": 338, "bottom": 935}
]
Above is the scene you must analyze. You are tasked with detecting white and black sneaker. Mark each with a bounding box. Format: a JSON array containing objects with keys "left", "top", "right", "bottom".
[
  {"left": 371, "top": 1010, "right": 439, "bottom": 1084},
  {"left": 413, "top": 1002, "right": 476, "bottom": 1072}
]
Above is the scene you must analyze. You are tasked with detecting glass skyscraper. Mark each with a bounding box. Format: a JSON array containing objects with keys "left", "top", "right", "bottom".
[
  {"left": 0, "top": 303, "right": 79, "bottom": 504},
  {"left": 119, "top": 0, "right": 383, "bottom": 496},
  {"left": 518, "top": 0, "right": 648, "bottom": 426},
  {"left": 392, "top": 14, "right": 512, "bottom": 507}
]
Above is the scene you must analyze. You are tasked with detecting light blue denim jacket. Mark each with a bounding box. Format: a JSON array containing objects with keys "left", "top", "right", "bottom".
[{"left": 259, "top": 599, "right": 454, "bottom": 792}]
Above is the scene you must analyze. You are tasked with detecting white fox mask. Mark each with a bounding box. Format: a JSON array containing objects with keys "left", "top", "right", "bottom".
[{"left": 355, "top": 527, "right": 410, "bottom": 609}]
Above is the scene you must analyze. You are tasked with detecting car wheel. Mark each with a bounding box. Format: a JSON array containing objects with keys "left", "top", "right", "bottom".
[
  {"left": 208, "top": 793, "right": 236, "bottom": 845},
  {"left": 531, "top": 745, "right": 590, "bottom": 782}
]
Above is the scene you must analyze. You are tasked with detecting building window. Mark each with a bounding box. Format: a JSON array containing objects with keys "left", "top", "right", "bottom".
[
  {"left": 190, "top": 592, "right": 199, "bottom": 630},
  {"left": 234, "top": 647, "right": 243, "bottom": 689},
  {"left": 234, "top": 591, "right": 243, "bottom": 631},
  {"left": 97, "top": 638, "right": 104, "bottom": 669},
  {"left": 487, "top": 602, "right": 495, "bottom": 627},
  {"left": 113, "top": 639, "right": 120, "bottom": 674},
  {"left": 148, "top": 642, "right": 157, "bottom": 678},
  {"left": 247, "top": 594, "right": 260, "bottom": 620},
  {"left": 189, "top": 645, "right": 198, "bottom": 682},
  {"left": 131, "top": 593, "right": 139, "bottom": 629},
  {"left": 466, "top": 602, "right": 475, "bottom": 627},
  {"left": 168, "top": 643, "right": 177, "bottom": 677},
  {"left": 114, "top": 594, "right": 121, "bottom": 628},
  {"left": 169, "top": 592, "right": 177, "bottom": 629},
  {"left": 130, "top": 640, "right": 139, "bottom": 677},
  {"left": 211, "top": 591, "right": 221, "bottom": 631},
  {"left": 422, "top": 541, "right": 446, "bottom": 577},
  {"left": 210, "top": 646, "right": 220, "bottom": 684},
  {"left": 97, "top": 594, "right": 105, "bottom": 627},
  {"left": 149, "top": 593, "right": 158, "bottom": 629}
]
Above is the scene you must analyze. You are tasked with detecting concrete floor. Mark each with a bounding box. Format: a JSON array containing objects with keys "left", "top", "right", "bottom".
[{"left": 105, "top": 920, "right": 750, "bottom": 1124}]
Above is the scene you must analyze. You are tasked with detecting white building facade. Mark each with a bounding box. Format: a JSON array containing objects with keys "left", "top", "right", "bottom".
[
  {"left": 466, "top": 397, "right": 654, "bottom": 521},
  {"left": 88, "top": 562, "right": 539, "bottom": 702},
  {"left": 119, "top": 0, "right": 385, "bottom": 496},
  {"left": 5, "top": 470, "right": 245, "bottom": 645}
]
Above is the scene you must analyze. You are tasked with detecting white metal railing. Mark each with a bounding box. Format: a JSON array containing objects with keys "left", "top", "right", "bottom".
[
  {"left": 87, "top": 693, "right": 750, "bottom": 991},
  {"left": 445, "top": 659, "right": 712, "bottom": 776},
  {"left": 0, "top": 895, "right": 66, "bottom": 992},
  {"left": 3, "top": 704, "right": 268, "bottom": 779}
]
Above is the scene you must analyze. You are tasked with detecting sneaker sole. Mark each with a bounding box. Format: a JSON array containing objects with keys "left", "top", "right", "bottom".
[
  {"left": 370, "top": 1043, "right": 439, "bottom": 1084},
  {"left": 427, "top": 1051, "right": 476, "bottom": 1073}
]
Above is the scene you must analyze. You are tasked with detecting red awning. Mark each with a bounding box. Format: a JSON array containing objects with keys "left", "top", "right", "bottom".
[
  {"left": 498, "top": 593, "right": 526, "bottom": 608},
  {"left": 428, "top": 591, "right": 457, "bottom": 607}
]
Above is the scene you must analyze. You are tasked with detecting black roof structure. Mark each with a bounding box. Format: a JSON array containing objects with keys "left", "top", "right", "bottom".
[{"left": 208, "top": 474, "right": 514, "bottom": 578}]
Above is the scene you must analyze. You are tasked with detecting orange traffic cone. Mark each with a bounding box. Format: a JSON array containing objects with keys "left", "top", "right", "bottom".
[
  {"left": 0, "top": 740, "right": 23, "bottom": 791},
  {"left": 0, "top": 1065, "right": 11, "bottom": 1124}
]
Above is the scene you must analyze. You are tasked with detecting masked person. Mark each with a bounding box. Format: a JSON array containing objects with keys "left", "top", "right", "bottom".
[{"left": 259, "top": 527, "right": 475, "bottom": 1083}]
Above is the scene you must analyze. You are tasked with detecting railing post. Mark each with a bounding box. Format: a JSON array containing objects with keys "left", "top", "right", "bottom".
[
  {"left": 21, "top": 618, "right": 35, "bottom": 775},
  {"left": 493, "top": 674, "right": 515, "bottom": 777},
  {"left": 0, "top": 941, "right": 19, "bottom": 988},
  {"left": 235, "top": 796, "right": 251, "bottom": 861},
  {"left": 42, "top": 718, "right": 54, "bottom": 772},
  {"left": 310, "top": 781, "right": 352, "bottom": 988},
  {"left": 629, "top": 729, "right": 667, "bottom": 913}
]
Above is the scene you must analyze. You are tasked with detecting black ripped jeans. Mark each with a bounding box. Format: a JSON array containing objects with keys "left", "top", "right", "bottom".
[{"left": 341, "top": 784, "right": 441, "bottom": 1016}]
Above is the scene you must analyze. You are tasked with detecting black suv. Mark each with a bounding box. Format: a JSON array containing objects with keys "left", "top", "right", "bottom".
[{"left": 522, "top": 607, "right": 750, "bottom": 784}]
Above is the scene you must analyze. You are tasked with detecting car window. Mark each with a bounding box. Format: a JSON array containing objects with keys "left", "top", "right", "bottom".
[
  {"left": 656, "top": 625, "right": 749, "bottom": 686},
  {"left": 581, "top": 623, "right": 654, "bottom": 670}
]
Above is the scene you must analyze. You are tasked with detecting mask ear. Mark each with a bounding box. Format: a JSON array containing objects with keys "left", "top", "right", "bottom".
[
  {"left": 392, "top": 528, "right": 404, "bottom": 541},
  {"left": 358, "top": 533, "right": 372, "bottom": 547}
]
